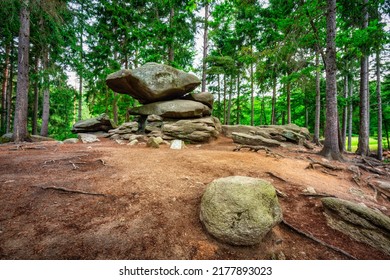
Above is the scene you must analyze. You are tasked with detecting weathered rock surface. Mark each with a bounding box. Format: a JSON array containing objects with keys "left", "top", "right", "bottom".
[
  {"left": 106, "top": 63, "right": 201, "bottom": 104},
  {"left": 108, "top": 122, "right": 139, "bottom": 135},
  {"left": 180, "top": 92, "right": 214, "bottom": 108},
  {"left": 200, "top": 176, "right": 283, "bottom": 245},
  {"left": 78, "top": 133, "right": 100, "bottom": 144},
  {"left": 63, "top": 138, "right": 79, "bottom": 144},
  {"left": 0, "top": 133, "right": 13, "bottom": 143},
  {"left": 72, "top": 113, "right": 116, "bottom": 133},
  {"left": 147, "top": 136, "right": 163, "bottom": 148},
  {"left": 162, "top": 116, "right": 221, "bottom": 143},
  {"left": 129, "top": 100, "right": 211, "bottom": 119},
  {"left": 170, "top": 139, "right": 185, "bottom": 150},
  {"left": 321, "top": 197, "right": 390, "bottom": 255},
  {"left": 231, "top": 132, "right": 282, "bottom": 147}
]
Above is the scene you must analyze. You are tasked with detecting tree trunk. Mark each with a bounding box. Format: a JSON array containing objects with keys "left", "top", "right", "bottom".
[
  {"left": 313, "top": 51, "right": 321, "bottom": 145},
  {"left": 113, "top": 92, "right": 118, "bottom": 125},
  {"left": 78, "top": 31, "right": 83, "bottom": 122},
  {"left": 168, "top": 7, "right": 175, "bottom": 63},
  {"left": 217, "top": 74, "right": 221, "bottom": 119},
  {"left": 341, "top": 71, "right": 348, "bottom": 152},
  {"left": 227, "top": 75, "right": 233, "bottom": 125},
  {"left": 347, "top": 76, "right": 353, "bottom": 151},
  {"left": 287, "top": 79, "right": 291, "bottom": 124},
  {"left": 376, "top": 50, "right": 382, "bottom": 160},
  {"left": 32, "top": 55, "right": 39, "bottom": 135},
  {"left": 1, "top": 45, "right": 10, "bottom": 133},
  {"left": 236, "top": 70, "right": 240, "bottom": 124},
  {"left": 201, "top": 2, "right": 209, "bottom": 92},
  {"left": 356, "top": 0, "right": 370, "bottom": 156},
  {"left": 250, "top": 57, "right": 254, "bottom": 126},
  {"left": 6, "top": 45, "right": 14, "bottom": 133},
  {"left": 223, "top": 74, "right": 227, "bottom": 125},
  {"left": 271, "top": 72, "right": 276, "bottom": 125},
  {"left": 320, "top": 0, "right": 342, "bottom": 160},
  {"left": 40, "top": 49, "right": 50, "bottom": 137},
  {"left": 13, "top": 1, "right": 30, "bottom": 142}
]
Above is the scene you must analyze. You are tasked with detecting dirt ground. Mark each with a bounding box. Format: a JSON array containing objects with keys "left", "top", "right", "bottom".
[{"left": 0, "top": 136, "right": 389, "bottom": 260}]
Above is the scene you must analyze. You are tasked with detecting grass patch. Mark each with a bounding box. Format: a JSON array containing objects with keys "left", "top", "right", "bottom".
[{"left": 346, "top": 137, "right": 385, "bottom": 152}]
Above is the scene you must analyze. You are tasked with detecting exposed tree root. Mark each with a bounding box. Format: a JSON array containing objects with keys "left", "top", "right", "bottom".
[
  {"left": 355, "top": 163, "right": 387, "bottom": 176},
  {"left": 300, "top": 193, "right": 336, "bottom": 198},
  {"left": 265, "top": 171, "right": 287, "bottom": 182},
  {"left": 33, "top": 185, "right": 107, "bottom": 197},
  {"left": 306, "top": 157, "right": 344, "bottom": 171},
  {"left": 281, "top": 220, "right": 357, "bottom": 260},
  {"left": 233, "top": 145, "right": 284, "bottom": 158}
]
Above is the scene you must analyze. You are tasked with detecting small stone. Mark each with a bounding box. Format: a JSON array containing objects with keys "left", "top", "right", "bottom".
[
  {"left": 63, "top": 138, "right": 79, "bottom": 144},
  {"left": 303, "top": 187, "right": 317, "bottom": 194},
  {"left": 78, "top": 133, "right": 100, "bottom": 144},
  {"left": 115, "top": 139, "right": 126, "bottom": 145},
  {"left": 128, "top": 139, "right": 139, "bottom": 146},
  {"left": 170, "top": 140, "right": 185, "bottom": 150},
  {"left": 147, "top": 137, "right": 160, "bottom": 148}
]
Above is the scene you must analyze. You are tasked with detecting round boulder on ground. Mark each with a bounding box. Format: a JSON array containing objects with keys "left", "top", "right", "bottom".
[{"left": 200, "top": 176, "right": 283, "bottom": 246}]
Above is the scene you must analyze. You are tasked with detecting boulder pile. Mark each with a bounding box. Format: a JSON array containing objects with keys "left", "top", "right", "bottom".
[{"left": 106, "top": 63, "right": 221, "bottom": 143}]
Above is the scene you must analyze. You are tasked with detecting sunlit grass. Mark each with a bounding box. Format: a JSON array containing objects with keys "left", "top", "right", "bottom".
[{"left": 346, "top": 137, "right": 383, "bottom": 152}]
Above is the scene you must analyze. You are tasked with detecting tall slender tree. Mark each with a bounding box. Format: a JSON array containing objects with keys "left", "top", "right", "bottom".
[
  {"left": 13, "top": 0, "right": 30, "bottom": 142},
  {"left": 320, "top": 0, "right": 342, "bottom": 160}
]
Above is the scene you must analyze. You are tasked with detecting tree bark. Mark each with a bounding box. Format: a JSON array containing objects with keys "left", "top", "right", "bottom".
[
  {"left": 341, "top": 71, "right": 348, "bottom": 152},
  {"left": 201, "top": 2, "right": 209, "bottom": 92},
  {"left": 78, "top": 28, "right": 83, "bottom": 122},
  {"left": 313, "top": 51, "right": 321, "bottom": 145},
  {"left": 217, "top": 74, "right": 221, "bottom": 120},
  {"left": 320, "top": 0, "right": 342, "bottom": 160},
  {"left": 40, "top": 49, "right": 50, "bottom": 137},
  {"left": 113, "top": 92, "right": 118, "bottom": 125},
  {"left": 286, "top": 79, "right": 291, "bottom": 124},
  {"left": 356, "top": 0, "right": 370, "bottom": 156},
  {"left": 227, "top": 75, "right": 233, "bottom": 125},
  {"left": 250, "top": 56, "right": 254, "bottom": 126},
  {"left": 1, "top": 45, "right": 10, "bottom": 133},
  {"left": 13, "top": 1, "right": 30, "bottom": 142},
  {"left": 347, "top": 76, "right": 353, "bottom": 152},
  {"left": 6, "top": 45, "right": 14, "bottom": 133},
  {"left": 271, "top": 71, "right": 276, "bottom": 125},
  {"left": 223, "top": 74, "right": 227, "bottom": 125},
  {"left": 236, "top": 69, "right": 240, "bottom": 124},
  {"left": 376, "top": 50, "right": 382, "bottom": 160},
  {"left": 168, "top": 7, "right": 175, "bottom": 63},
  {"left": 32, "top": 55, "right": 39, "bottom": 135}
]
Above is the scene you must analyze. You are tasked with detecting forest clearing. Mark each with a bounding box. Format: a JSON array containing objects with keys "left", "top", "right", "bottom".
[
  {"left": 1, "top": 0, "right": 390, "bottom": 262},
  {"left": 0, "top": 136, "right": 389, "bottom": 260}
]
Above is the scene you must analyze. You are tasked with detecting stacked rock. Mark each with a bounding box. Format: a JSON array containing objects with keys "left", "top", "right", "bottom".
[{"left": 106, "top": 62, "right": 221, "bottom": 143}]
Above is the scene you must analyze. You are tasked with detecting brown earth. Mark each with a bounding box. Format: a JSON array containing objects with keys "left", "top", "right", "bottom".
[{"left": 0, "top": 136, "right": 389, "bottom": 260}]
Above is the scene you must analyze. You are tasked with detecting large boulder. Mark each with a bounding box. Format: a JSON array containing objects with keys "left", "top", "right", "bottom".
[
  {"left": 321, "top": 197, "right": 390, "bottom": 255},
  {"left": 162, "top": 116, "right": 221, "bottom": 143},
  {"left": 129, "top": 100, "right": 211, "bottom": 119},
  {"left": 0, "top": 133, "right": 13, "bottom": 144},
  {"left": 72, "top": 113, "right": 116, "bottom": 133},
  {"left": 232, "top": 132, "right": 282, "bottom": 147},
  {"left": 106, "top": 63, "right": 201, "bottom": 104},
  {"left": 180, "top": 92, "right": 214, "bottom": 109},
  {"left": 200, "top": 176, "right": 283, "bottom": 246}
]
